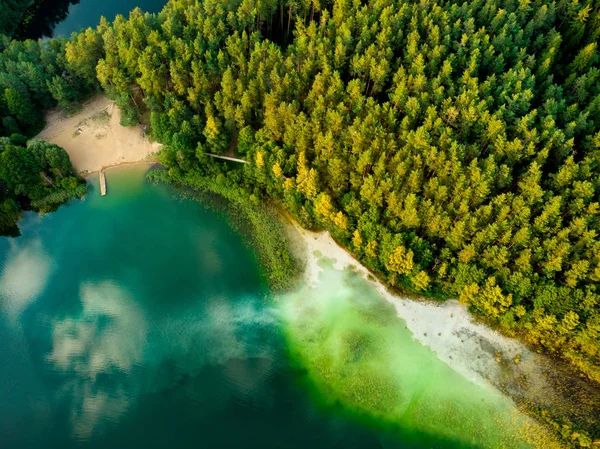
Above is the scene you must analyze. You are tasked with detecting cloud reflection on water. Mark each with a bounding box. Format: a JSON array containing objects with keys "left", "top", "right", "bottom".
[
  {"left": 0, "top": 239, "right": 52, "bottom": 320},
  {"left": 46, "top": 281, "right": 277, "bottom": 440},
  {"left": 48, "top": 281, "right": 146, "bottom": 439},
  {"left": 48, "top": 281, "right": 147, "bottom": 379},
  {"left": 70, "top": 384, "right": 130, "bottom": 441}
]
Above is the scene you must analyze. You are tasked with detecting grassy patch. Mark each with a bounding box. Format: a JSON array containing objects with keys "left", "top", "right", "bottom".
[{"left": 90, "top": 109, "right": 111, "bottom": 125}]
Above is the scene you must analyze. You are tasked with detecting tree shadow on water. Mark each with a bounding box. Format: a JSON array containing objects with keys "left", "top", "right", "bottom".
[{"left": 13, "top": 0, "right": 80, "bottom": 40}]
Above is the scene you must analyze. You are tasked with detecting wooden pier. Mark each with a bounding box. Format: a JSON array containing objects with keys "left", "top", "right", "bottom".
[
  {"left": 206, "top": 153, "right": 247, "bottom": 164},
  {"left": 99, "top": 170, "right": 107, "bottom": 196}
]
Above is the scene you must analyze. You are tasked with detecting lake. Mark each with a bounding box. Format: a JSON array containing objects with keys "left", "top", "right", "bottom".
[
  {"left": 52, "top": 0, "right": 167, "bottom": 37},
  {"left": 16, "top": 0, "right": 167, "bottom": 40},
  {"left": 0, "top": 166, "right": 552, "bottom": 449}
]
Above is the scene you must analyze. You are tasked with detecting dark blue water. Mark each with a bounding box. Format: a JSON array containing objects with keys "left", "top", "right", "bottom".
[{"left": 52, "top": 0, "right": 167, "bottom": 36}]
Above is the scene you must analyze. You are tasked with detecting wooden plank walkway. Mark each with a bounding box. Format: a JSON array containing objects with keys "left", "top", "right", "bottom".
[
  {"left": 99, "top": 170, "right": 107, "bottom": 196},
  {"left": 206, "top": 153, "right": 248, "bottom": 164}
]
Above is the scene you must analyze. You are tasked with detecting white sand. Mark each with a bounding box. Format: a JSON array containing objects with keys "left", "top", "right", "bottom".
[
  {"left": 37, "top": 95, "right": 161, "bottom": 174},
  {"left": 288, "top": 222, "right": 539, "bottom": 390}
]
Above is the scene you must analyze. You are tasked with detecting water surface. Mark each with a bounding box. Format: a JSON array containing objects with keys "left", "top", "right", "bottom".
[
  {"left": 0, "top": 166, "right": 416, "bottom": 449},
  {"left": 53, "top": 0, "right": 167, "bottom": 37},
  {"left": 0, "top": 166, "right": 553, "bottom": 449},
  {"left": 15, "top": 0, "right": 167, "bottom": 39}
]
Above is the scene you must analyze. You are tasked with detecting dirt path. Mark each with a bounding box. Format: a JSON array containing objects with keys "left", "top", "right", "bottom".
[{"left": 37, "top": 95, "right": 161, "bottom": 174}]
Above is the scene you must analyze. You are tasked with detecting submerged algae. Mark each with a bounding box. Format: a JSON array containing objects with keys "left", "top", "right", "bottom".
[{"left": 279, "top": 255, "right": 563, "bottom": 449}]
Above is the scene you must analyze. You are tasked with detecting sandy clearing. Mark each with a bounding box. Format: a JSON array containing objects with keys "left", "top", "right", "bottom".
[{"left": 37, "top": 95, "right": 161, "bottom": 174}]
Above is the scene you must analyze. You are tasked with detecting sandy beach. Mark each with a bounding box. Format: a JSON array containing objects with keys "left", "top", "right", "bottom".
[{"left": 37, "top": 95, "right": 161, "bottom": 174}]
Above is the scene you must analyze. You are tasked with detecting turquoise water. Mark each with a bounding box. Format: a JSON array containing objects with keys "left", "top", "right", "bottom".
[
  {"left": 13, "top": 0, "right": 167, "bottom": 40},
  {"left": 0, "top": 166, "right": 555, "bottom": 449},
  {"left": 0, "top": 166, "right": 410, "bottom": 449},
  {"left": 53, "top": 0, "right": 167, "bottom": 37},
  {"left": 54, "top": 0, "right": 167, "bottom": 36}
]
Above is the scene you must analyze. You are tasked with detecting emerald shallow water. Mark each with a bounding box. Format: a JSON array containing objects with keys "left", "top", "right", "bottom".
[
  {"left": 280, "top": 258, "right": 552, "bottom": 449},
  {"left": 0, "top": 166, "right": 547, "bottom": 449}
]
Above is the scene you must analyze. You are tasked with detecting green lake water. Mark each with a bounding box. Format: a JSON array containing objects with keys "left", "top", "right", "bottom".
[{"left": 0, "top": 166, "right": 553, "bottom": 449}]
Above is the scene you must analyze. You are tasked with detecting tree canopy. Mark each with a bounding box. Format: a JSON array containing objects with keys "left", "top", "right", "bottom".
[{"left": 0, "top": 135, "right": 86, "bottom": 235}]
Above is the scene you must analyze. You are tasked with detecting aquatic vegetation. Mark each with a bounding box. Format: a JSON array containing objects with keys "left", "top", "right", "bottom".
[
  {"left": 280, "top": 258, "right": 563, "bottom": 449},
  {"left": 148, "top": 168, "right": 298, "bottom": 290}
]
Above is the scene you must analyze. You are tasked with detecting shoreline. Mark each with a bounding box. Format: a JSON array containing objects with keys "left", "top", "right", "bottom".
[
  {"left": 82, "top": 160, "right": 162, "bottom": 180},
  {"left": 284, "top": 217, "right": 522, "bottom": 389},
  {"left": 281, "top": 214, "right": 600, "bottom": 446}
]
